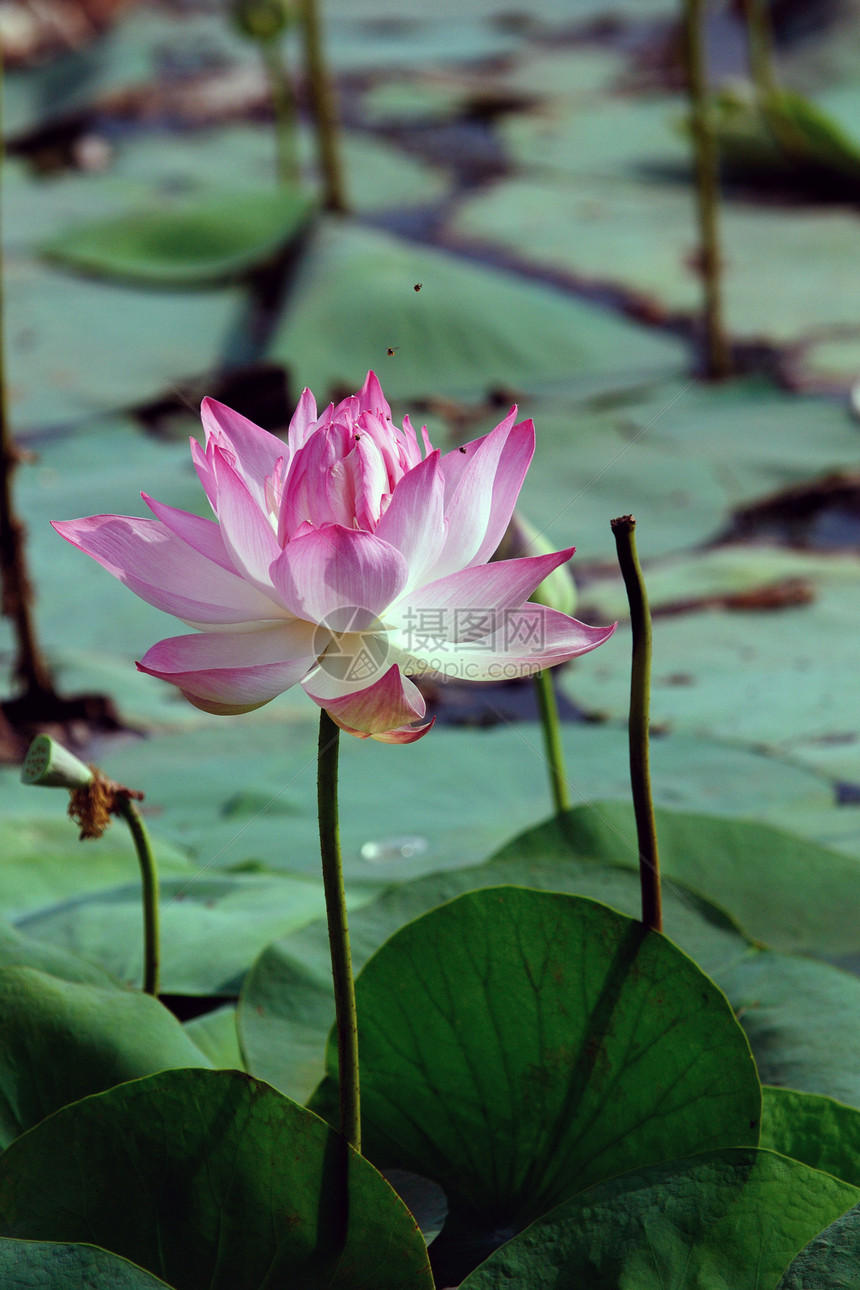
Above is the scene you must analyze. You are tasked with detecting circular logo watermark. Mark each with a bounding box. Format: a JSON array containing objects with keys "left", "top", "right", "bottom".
[{"left": 312, "top": 605, "right": 390, "bottom": 684}]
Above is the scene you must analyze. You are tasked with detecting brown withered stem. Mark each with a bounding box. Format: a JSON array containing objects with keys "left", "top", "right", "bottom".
[{"left": 68, "top": 768, "right": 160, "bottom": 995}]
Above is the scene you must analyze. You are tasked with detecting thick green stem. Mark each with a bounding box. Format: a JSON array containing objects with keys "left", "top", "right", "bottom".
[
  {"left": 317, "top": 709, "right": 360, "bottom": 1150},
  {"left": 115, "top": 796, "right": 160, "bottom": 996},
  {"left": 533, "top": 669, "right": 570, "bottom": 815},
  {"left": 260, "top": 37, "right": 300, "bottom": 187},
  {"left": 741, "top": 0, "right": 778, "bottom": 97},
  {"left": 611, "top": 516, "right": 662, "bottom": 933},
  {"left": 298, "top": 0, "right": 347, "bottom": 212},
  {"left": 681, "top": 0, "right": 732, "bottom": 379},
  {"left": 0, "top": 47, "right": 55, "bottom": 702}
]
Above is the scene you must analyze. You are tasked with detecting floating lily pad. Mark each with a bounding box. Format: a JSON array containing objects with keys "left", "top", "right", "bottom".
[
  {"left": 500, "top": 90, "right": 689, "bottom": 183},
  {"left": 5, "top": 260, "right": 247, "bottom": 429},
  {"left": 515, "top": 377, "right": 860, "bottom": 562},
  {"left": 111, "top": 124, "right": 451, "bottom": 215},
  {"left": 561, "top": 576, "right": 860, "bottom": 783},
  {"left": 450, "top": 172, "right": 860, "bottom": 344},
  {"left": 459, "top": 1149, "right": 859, "bottom": 1290},
  {"left": 0, "top": 1068, "right": 434, "bottom": 1290},
  {"left": 580, "top": 545, "right": 860, "bottom": 622},
  {"left": 42, "top": 187, "right": 315, "bottom": 287},
  {"left": 267, "top": 218, "right": 688, "bottom": 403},
  {"left": 48, "top": 717, "right": 836, "bottom": 889}
]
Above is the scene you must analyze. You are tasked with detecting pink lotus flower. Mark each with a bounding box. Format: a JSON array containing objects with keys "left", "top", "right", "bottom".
[{"left": 53, "top": 374, "right": 614, "bottom": 743}]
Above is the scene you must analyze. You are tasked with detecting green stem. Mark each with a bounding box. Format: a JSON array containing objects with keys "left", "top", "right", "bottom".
[
  {"left": 0, "top": 46, "right": 55, "bottom": 702},
  {"left": 298, "top": 0, "right": 347, "bottom": 213},
  {"left": 317, "top": 709, "right": 360, "bottom": 1150},
  {"left": 260, "top": 37, "right": 300, "bottom": 187},
  {"left": 115, "top": 796, "right": 160, "bottom": 995},
  {"left": 741, "top": 0, "right": 778, "bottom": 98},
  {"left": 610, "top": 516, "right": 662, "bottom": 934},
  {"left": 681, "top": 0, "right": 732, "bottom": 379},
  {"left": 533, "top": 669, "right": 570, "bottom": 815}
]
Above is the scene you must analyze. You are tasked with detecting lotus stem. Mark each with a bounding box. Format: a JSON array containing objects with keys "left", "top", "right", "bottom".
[
  {"left": 741, "top": 0, "right": 778, "bottom": 98},
  {"left": 298, "top": 0, "right": 347, "bottom": 212},
  {"left": 533, "top": 669, "right": 570, "bottom": 815},
  {"left": 114, "top": 796, "right": 161, "bottom": 997},
  {"left": 610, "top": 516, "right": 662, "bottom": 934},
  {"left": 681, "top": 0, "right": 732, "bottom": 379},
  {"left": 260, "top": 37, "right": 301, "bottom": 187},
  {"left": 317, "top": 708, "right": 360, "bottom": 1150}
]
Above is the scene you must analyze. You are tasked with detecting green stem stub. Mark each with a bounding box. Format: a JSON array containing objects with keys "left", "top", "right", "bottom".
[{"left": 21, "top": 734, "right": 92, "bottom": 789}]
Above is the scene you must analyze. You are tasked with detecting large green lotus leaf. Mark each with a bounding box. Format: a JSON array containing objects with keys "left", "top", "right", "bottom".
[
  {"left": 0, "top": 966, "right": 211, "bottom": 1147},
  {"left": 762, "top": 1087, "right": 860, "bottom": 1187},
  {"left": 238, "top": 849, "right": 751, "bottom": 1103},
  {"left": 310, "top": 888, "right": 761, "bottom": 1257},
  {"left": 459, "top": 1150, "right": 859, "bottom": 1290},
  {"left": 42, "top": 187, "right": 315, "bottom": 287},
  {"left": 0, "top": 1240, "right": 174, "bottom": 1289},
  {"left": 0, "top": 1069, "right": 434, "bottom": 1290},
  {"left": 0, "top": 915, "right": 115, "bottom": 986},
  {"left": 184, "top": 1004, "right": 244, "bottom": 1070},
  {"left": 450, "top": 173, "right": 860, "bottom": 343},
  {"left": 777, "top": 1202, "right": 860, "bottom": 1289},
  {"left": 490, "top": 801, "right": 860, "bottom": 960},
  {"left": 0, "top": 808, "right": 192, "bottom": 919},
  {"left": 561, "top": 580, "right": 860, "bottom": 783},
  {"left": 5, "top": 260, "right": 247, "bottom": 430},
  {"left": 267, "top": 218, "right": 687, "bottom": 403},
  {"left": 719, "top": 952, "right": 860, "bottom": 1107},
  {"left": 14, "top": 871, "right": 363, "bottom": 995}
]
